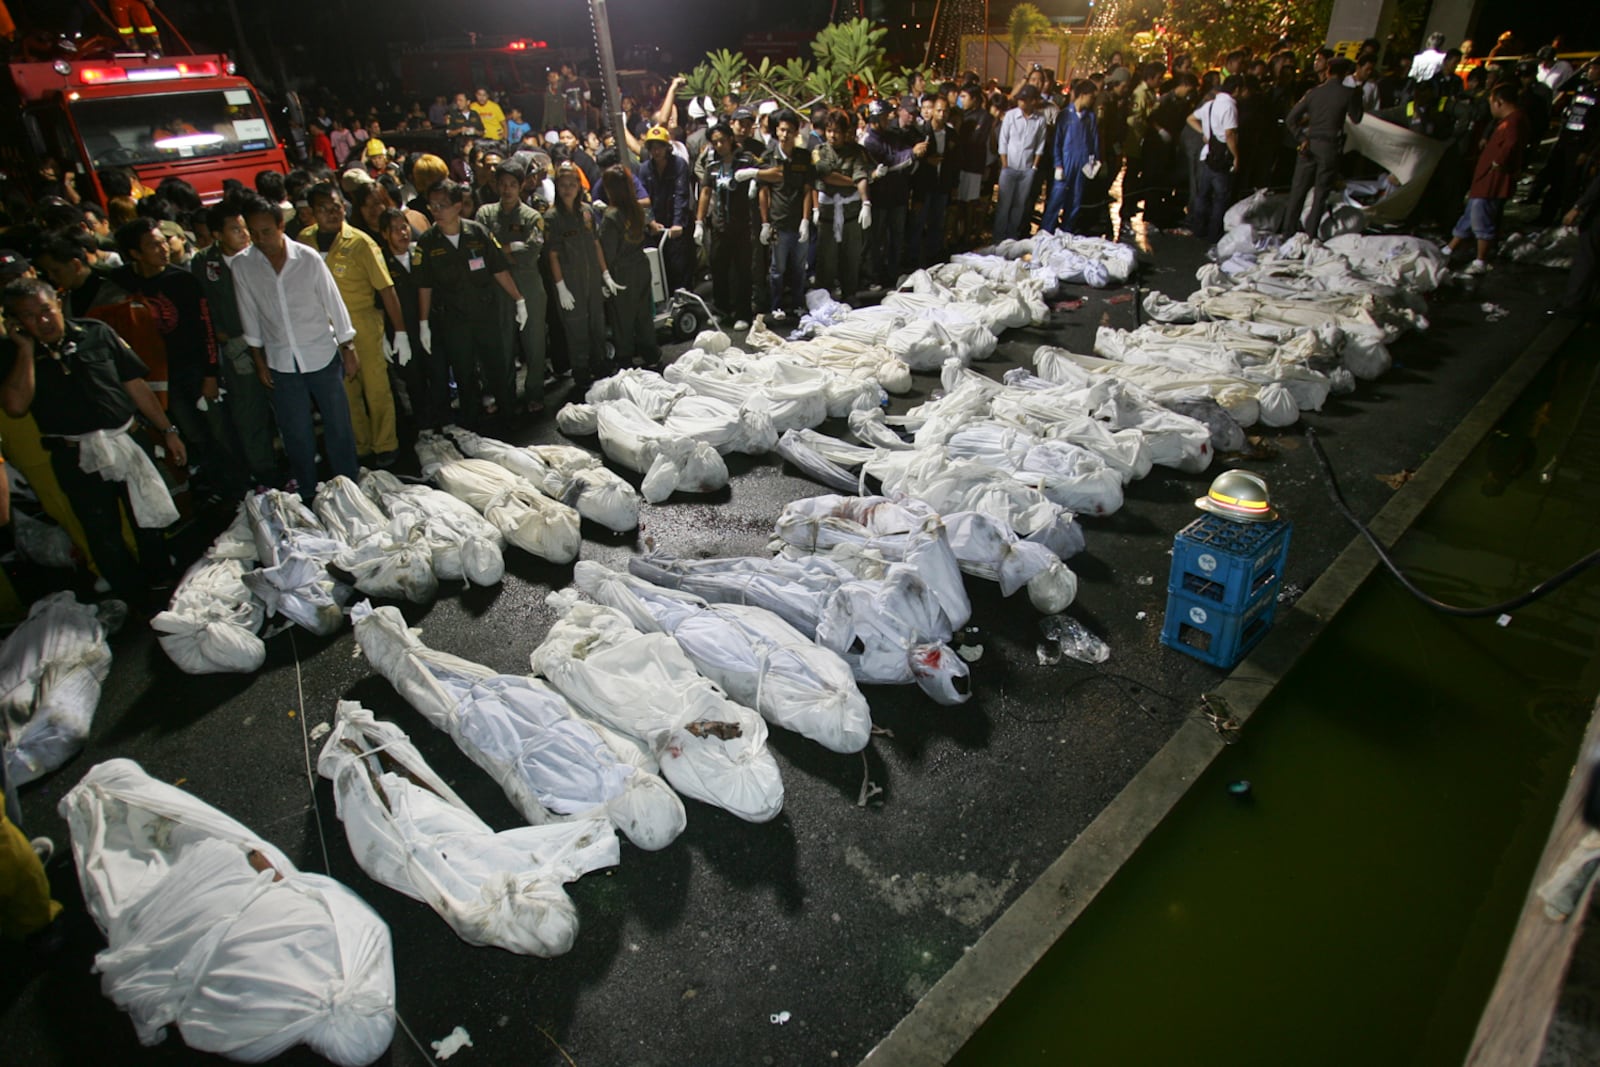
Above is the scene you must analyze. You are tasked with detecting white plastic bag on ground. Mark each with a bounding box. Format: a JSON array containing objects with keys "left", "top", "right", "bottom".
[
  {"left": 60, "top": 759, "right": 395, "bottom": 1066},
  {"left": 573, "top": 561, "right": 872, "bottom": 754},
  {"left": 531, "top": 598, "right": 785, "bottom": 822},
  {"left": 0, "top": 592, "right": 112, "bottom": 786},
  {"left": 318, "top": 701, "right": 619, "bottom": 956},
  {"left": 352, "top": 602, "right": 684, "bottom": 851}
]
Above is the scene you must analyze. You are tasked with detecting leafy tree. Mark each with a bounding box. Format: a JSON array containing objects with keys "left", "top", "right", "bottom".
[{"left": 1009, "top": 3, "right": 1053, "bottom": 67}]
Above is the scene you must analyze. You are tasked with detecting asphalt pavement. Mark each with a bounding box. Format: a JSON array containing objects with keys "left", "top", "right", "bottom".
[{"left": 0, "top": 230, "right": 1570, "bottom": 1067}]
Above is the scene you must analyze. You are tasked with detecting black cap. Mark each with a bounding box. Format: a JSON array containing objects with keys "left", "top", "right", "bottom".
[
  {"left": 1017, "top": 84, "right": 1041, "bottom": 101},
  {"left": 0, "top": 249, "right": 31, "bottom": 277},
  {"left": 730, "top": 106, "right": 755, "bottom": 121}
]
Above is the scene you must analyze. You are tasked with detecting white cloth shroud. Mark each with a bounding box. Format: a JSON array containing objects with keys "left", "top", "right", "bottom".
[
  {"left": 59, "top": 758, "right": 396, "bottom": 1066},
  {"left": 239, "top": 489, "right": 351, "bottom": 637},
  {"left": 444, "top": 428, "right": 641, "bottom": 532},
  {"left": 359, "top": 469, "right": 506, "bottom": 587},
  {"left": 152, "top": 507, "right": 267, "bottom": 675},
  {"left": 351, "top": 601, "right": 685, "bottom": 852},
  {"left": 68, "top": 419, "right": 179, "bottom": 528},
  {"left": 572, "top": 561, "right": 872, "bottom": 754},
  {"left": 317, "top": 701, "right": 619, "bottom": 956},
  {"left": 314, "top": 476, "right": 439, "bottom": 604},
  {"left": 531, "top": 597, "right": 786, "bottom": 822},
  {"left": 413, "top": 432, "right": 581, "bottom": 563},
  {"left": 626, "top": 552, "right": 972, "bottom": 705},
  {"left": 773, "top": 494, "right": 1078, "bottom": 615},
  {"left": 0, "top": 591, "right": 112, "bottom": 786}
]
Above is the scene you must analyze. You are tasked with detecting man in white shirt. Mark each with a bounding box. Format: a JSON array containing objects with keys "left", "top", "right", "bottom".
[
  {"left": 1345, "top": 56, "right": 1381, "bottom": 112},
  {"left": 993, "top": 84, "right": 1049, "bottom": 241},
  {"left": 1408, "top": 33, "right": 1448, "bottom": 84},
  {"left": 232, "top": 193, "right": 360, "bottom": 503},
  {"left": 1537, "top": 47, "right": 1575, "bottom": 93},
  {"left": 1185, "top": 76, "right": 1241, "bottom": 242}
]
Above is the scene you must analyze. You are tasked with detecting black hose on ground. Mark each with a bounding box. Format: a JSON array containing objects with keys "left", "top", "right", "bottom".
[{"left": 1306, "top": 427, "right": 1600, "bottom": 618}]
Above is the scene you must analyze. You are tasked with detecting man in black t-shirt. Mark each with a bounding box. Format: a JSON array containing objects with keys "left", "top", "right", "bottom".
[
  {"left": 754, "top": 109, "right": 817, "bottom": 321},
  {"left": 0, "top": 279, "right": 181, "bottom": 608},
  {"left": 110, "top": 217, "right": 246, "bottom": 495}
]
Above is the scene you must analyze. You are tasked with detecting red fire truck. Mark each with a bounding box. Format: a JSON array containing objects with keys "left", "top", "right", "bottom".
[{"left": 4, "top": 51, "right": 289, "bottom": 206}]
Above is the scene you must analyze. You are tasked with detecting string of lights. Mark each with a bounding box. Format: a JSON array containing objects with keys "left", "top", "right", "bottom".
[{"left": 926, "top": 0, "right": 984, "bottom": 75}]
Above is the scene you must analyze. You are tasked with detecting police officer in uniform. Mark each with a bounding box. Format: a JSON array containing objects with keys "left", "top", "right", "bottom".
[
  {"left": 476, "top": 162, "right": 550, "bottom": 414},
  {"left": 415, "top": 180, "right": 528, "bottom": 428}
]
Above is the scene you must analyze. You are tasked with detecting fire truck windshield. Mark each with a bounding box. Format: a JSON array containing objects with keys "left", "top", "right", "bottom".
[{"left": 69, "top": 88, "right": 274, "bottom": 168}]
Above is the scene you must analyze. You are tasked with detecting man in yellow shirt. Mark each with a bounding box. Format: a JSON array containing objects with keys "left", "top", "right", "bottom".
[
  {"left": 471, "top": 87, "right": 508, "bottom": 143},
  {"left": 297, "top": 183, "right": 408, "bottom": 464}
]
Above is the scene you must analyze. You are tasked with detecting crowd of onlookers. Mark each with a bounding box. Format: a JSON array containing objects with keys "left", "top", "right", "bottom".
[
  {"left": 2, "top": 21, "right": 1600, "bottom": 950},
  {"left": 1, "top": 31, "right": 1598, "bottom": 627}
]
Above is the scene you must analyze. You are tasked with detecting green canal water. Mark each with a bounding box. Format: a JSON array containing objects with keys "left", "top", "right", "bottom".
[{"left": 953, "top": 328, "right": 1600, "bottom": 1067}]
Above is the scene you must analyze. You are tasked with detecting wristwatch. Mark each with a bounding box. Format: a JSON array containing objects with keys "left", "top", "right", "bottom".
[{"left": 163, "top": 425, "right": 181, "bottom": 438}]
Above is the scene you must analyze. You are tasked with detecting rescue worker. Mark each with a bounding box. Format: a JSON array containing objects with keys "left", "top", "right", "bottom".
[
  {"left": 379, "top": 208, "right": 450, "bottom": 434},
  {"left": 1042, "top": 80, "right": 1101, "bottom": 234},
  {"left": 416, "top": 180, "right": 528, "bottom": 429},
  {"left": 754, "top": 109, "right": 816, "bottom": 323},
  {"left": 598, "top": 166, "right": 661, "bottom": 371},
  {"left": 695, "top": 124, "right": 761, "bottom": 331},
  {"left": 544, "top": 162, "right": 624, "bottom": 389},
  {"left": 111, "top": 0, "right": 161, "bottom": 56},
  {"left": 476, "top": 162, "right": 549, "bottom": 414},
  {"left": 635, "top": 126, "right": 694, "bottom": 295},
  {"left": 860, "top": 100, "right": 918, "bottom": 288},
  {"left": 813, "top": 109, "right": 873, "bottom": 302},
  {"left": 298, "top": 183, "right": 407, "bottom": 465}
]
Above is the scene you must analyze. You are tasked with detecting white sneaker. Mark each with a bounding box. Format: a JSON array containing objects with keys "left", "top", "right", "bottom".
[
  {"left": 770, "top": 309, "right": 788, "bottom": 323},
  {"left": 733, "top": 319, "right": 750, "bottom": 332},
  {"left": 1463, "top": 259, "right": 1489, "bottom": 275}
]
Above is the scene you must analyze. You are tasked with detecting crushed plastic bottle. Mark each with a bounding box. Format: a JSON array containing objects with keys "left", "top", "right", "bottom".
[{"left": 1038, "top": 614, "right": 1111, "bottom": 664}]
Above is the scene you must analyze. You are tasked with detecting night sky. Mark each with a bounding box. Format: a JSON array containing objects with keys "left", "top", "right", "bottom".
[{"left": 69, "top": 0, "right": 1600, "bottom": 93}]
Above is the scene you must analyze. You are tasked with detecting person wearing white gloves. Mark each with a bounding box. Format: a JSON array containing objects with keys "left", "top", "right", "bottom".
[
  {"left": 753, "top": 108, "right": 816, "bottom": 323},
  {"left": 597, "top": 165, "right": 661, "bottom": 371},
  {"left": 543, "top": 161, "right": 617, "bottom": 389},
  {"left": 297, "top": 182, "right": 406, "bottom": 466},
  {"left": 476, "top": 161, "right": 550, "bottom": 415},
  {"left": 416, "top": 179, "right": 528, "bottom": 431},
  {"left": 378, "top": 206, "right": 452, "bottom": 434},
  {"left": 812, "top": 109, "right": 873, "bottom": 303},
  {"left": 1039, "top": 79, "right": 1100, "bottom": 235},
  {"left": 694, "top": 123, "right": 762, "bottom": 331}
]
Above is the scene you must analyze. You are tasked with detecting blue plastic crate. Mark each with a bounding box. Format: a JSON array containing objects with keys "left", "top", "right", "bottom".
[
  {"left": 1160, "top": 583, "right": 1279, "bottom": 669},
  {"left": 1168, "top": 515, "right": 1292, "bottom": 615}
]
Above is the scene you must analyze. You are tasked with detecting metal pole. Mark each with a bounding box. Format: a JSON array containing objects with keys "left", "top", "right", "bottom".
[
  {"left": 923, "top": 0, "right": 943, "bottom": 69},
  {"left": 588, "top": 0, "right": 633, "bottom": 167}
]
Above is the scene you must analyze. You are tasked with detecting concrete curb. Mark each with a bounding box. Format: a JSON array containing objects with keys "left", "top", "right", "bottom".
[{"left": 859, "top": 315, "right": 1581, "bottom": 1067}]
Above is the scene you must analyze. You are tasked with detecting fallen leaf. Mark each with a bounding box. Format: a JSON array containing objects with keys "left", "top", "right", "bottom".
[{"left": 1376, "top": 469, "right": 1415, "bottom": 490}]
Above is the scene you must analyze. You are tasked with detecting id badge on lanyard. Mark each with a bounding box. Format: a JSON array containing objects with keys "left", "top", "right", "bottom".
[{"left": 468, "top": 252, "right": 486, "bottom": 272}]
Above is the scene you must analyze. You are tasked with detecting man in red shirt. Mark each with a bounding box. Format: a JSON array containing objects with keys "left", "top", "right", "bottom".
[{"left": 1444, "top": 84, "right": 1528, "bottom": 275}]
